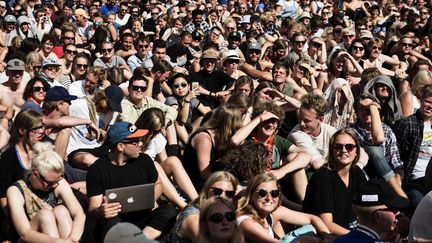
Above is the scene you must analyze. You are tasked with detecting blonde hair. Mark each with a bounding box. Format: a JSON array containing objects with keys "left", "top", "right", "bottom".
[
  {"left": 31, "top": 142, "right": 64, "bottom": 175},
  {"left": 195, "top": 171, "right": 240, "bottom": 207},
  {"left": 25, "top": 52, "right": 44, "bottom": 78},
  {"left": 197, "top": 197, "right": 243, "bottom": 243},
  {"left": 412, "top": 70, "right": 432, "bottom": 96}
]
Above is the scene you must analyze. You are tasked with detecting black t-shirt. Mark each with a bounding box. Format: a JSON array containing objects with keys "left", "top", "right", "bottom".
[
  {"left": 0, "top": 146, "right": 27, "bottom": 198},
  {"left": 87, "top": 153, "right": 158, "bottom": 197},
  {"left": 302, "top": 166, "right": 366, "bottom": 229},
  {"left": 190, "top": 70, "right": 235, "bottom": 108},
  {"left": 166, "top": 44, "right": 194, "bottom": 68},
  {"left": 87, "top": 153, "right": 158, "bottom": 223}
]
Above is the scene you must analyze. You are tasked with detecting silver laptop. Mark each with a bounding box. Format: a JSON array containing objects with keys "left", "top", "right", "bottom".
[{"left": 105, "top": 183, "right": 155, "bottom": 213}]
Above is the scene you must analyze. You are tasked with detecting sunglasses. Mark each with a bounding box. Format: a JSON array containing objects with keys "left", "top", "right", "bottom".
[
  {"left": 66, "top": 49, "right": 78, "bottom": 55},
  {"left": 332, "top": 143, "right": 356, "bottom": 152},
  {"left": 373, "top": 208, "right": 399, "bottom": 215},
  {"left": 401, "top": 43, "right": 413, "bottom": 47},
  {"left": 311, "top": 42, "right": 321, "bottom": 48},
  {"left": 208, "top": 212, "right": 236, "bottom": 223},
  {"left": 138, "top": 44, "right": 149, "bottom": 49},
  {"left": 256, "top": 188, "right": 280, "bottom": 198},
  {"left": 249, "top": 50, "right": 261, "bottom": 55},
  {"left": 35, "top": 170, "right": 63, "bottom": 188},
  {"left": 45, "top": 66, "right": 60, "bottom": 72},
  {"left": 173, "top": 82, "right": 188, "bottom": 89},
  {"left": 210, "top": 187, "right": 235, "bottom": 198},
  {"left": 76, "top": 64, "right": 88, "bottom": 69},
  {"left": 151, "top": 12, "right": 159, "bottom": 15},
  {"left": 295, "top": 40, "right": 306, "bottom": 45},
  {"left": 343, "top": 35, "right": 355, "bottom": 38},
  {"left": 102, "top": 48, "right": 113, "bottom": 53},
  {"left": 33, "top": 65, "right": 42, "bottom": 70},
  {"left": 227, "top": 59, "right": 239, "bottom": 64},
  {"left": 131, "top": 85, "right": 147, "bottom": 92},
  {"left": 353, "top": 46, "right": 364, "bottom": 51},
  {"left": 63, "top": 36, "right": 74, "bottom": 41},
  {"left": 121, "top": 139, "right": 141, "bottom": 147},
  {"left": 32, "top": 86, "right": 48, "bottom": 92},
  {"left": 372, "top": 46, "right": 382, "bottom": 50}
]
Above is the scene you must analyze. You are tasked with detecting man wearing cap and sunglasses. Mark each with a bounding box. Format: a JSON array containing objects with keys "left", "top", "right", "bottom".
[
  {"left": 38, "top": 58, "right": 64, "bottom": 87},
  {"left": 87, "top": 121, "right": 177, "bottom": 241},
  {"left": 0, "top": 59, "right": 29, "bottom": 111},
  {"left": 334, "top": 179, "right": 409, "bottom": 243}
]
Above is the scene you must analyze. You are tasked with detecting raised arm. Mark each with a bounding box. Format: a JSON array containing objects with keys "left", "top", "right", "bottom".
[
  {"left": 230, "top": 111, "right": 279, "bottom": 146},
  {"left": 369, "top": 102, "right": 385, "bottom": 144}
]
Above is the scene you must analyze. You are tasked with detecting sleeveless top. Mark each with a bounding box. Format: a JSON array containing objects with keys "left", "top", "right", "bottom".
[
  {"left": 172, "top": 204, "right": 200, "bottom": 243},
  {"left": 237, "top": 214, "right": 274, "bottom": 238},
  {"left": 182, "top": 129, "right": 219, "bottom": 191},
  {"left": 14, "top": 178, "right": 59, "bottom": 220}
]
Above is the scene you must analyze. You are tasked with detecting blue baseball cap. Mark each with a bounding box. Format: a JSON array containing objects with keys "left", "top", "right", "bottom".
[
  {"left": 45, "top": 86, "right": 77, "bottom": 102},
  {"left": 107, "top": 122, "right": 149, "bottom": 145}
]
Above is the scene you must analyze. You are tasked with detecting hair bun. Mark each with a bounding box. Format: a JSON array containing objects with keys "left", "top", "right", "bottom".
[{"left": 32, "top": 142, "right": 55, "bottom": 156}]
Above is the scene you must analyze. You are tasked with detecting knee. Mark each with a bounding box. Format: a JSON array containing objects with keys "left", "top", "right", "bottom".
[
  {"left": 52, "top": 205, "right": 71, "bottom": 221},
  {"left": 35, "top": 209, "right": 56, "bottom": 226},
  {"left": 364, "top": 146, "right": 385, "bottom": 158}
]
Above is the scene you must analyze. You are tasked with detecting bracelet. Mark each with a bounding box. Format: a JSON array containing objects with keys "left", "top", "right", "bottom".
[{"left": 184, "top": 99, "right": 191, "bottom": 103}]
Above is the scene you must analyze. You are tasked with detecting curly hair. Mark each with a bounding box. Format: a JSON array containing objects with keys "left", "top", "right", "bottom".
[{"left": 300, "top": 93, "right": 327, "bottom": 117}]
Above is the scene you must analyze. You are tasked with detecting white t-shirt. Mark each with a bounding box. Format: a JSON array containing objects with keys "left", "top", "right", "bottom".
[
  {"left": 68, "top": 80, "right": 89, "bottom": 98},
  {"left": 144, "top": 133, "right": 167, "bottom": 161},
  {"left": 412, "top": 122, "right": 432, "bottom": 180},
  {"left": 288, "top": 123, "right": 337, "bottom": 162}
]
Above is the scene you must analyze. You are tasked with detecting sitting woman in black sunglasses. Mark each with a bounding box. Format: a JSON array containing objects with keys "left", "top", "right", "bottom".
[
  {"left": 237, "top": 173, "right": 330, "bottom": 243},
  {"left": 303, "top": 129, "right": 367, "bottom": 236},
  {"left": 197, "top": 197, "right": 243, "bottom": 243},
  {"left": 171, "top": 171, "right": 239, "bottom": 243}
]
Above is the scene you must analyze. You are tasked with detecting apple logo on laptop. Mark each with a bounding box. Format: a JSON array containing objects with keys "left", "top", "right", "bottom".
[{"left": 127, "top": 197, "right": 134, "bottom": 203}]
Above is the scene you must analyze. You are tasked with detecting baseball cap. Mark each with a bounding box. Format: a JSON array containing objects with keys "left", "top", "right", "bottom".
[
  {"left": 0, "top": 1, "right": 5, "bottom": 8},
  {"left": 104, "top": 222, "right": 158, "bottom": 243},
  {"left": 201, "top": 49, "right": 219, "bottom": 60},
  {"left": 104, "top": 85, "right": 124, "bottom": 113},
  {"left": 228, "top": 31, "right": 241, "bottom": 41},
  {"left": 42, "top": 0, "right": 52, "bottom": 5},
  {"left": 240, "top": 15, "right": 251, "bottom": 24},
  {"left": 359, "top": 30, "right": 374, "bottom": 39},
  {"left": 247, "top": 42, "right": 262, "bottom": 50},
  {"left": 106, "top": 122, "right": 149, "bottom": 145},
  {"left": 4, "top": 15, "right": 16, "bottom": 23},
  {"left": 353, "top": 179, "right": 409, "bottom": 209},
  {"left": 74, "top": 8, "right": 89, "bottom": 19},
  {"left": 222, "top": 50, "right": 240, "bottom": 66},
  {"left": 7, "top": 59, "right": 25, "bottom": 71},
  {"left": 45, "top": 86, "right": 77, "bottom": 102},
  {"left": 298, "top": 12, "right": 312, "bottom": 20},
  {"left": 42, "top": 58, "right": 62, "bottom": 67}
]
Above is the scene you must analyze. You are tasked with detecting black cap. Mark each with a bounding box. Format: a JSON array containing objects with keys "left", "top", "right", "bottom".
[
  {"left": 250, "top": 15, "right": 260, "bottom": 23},
  {"left": 105, "top": 86, "right": 124, "bottom": 113},
  {"left": 45, "top": 86, "right": 77, "bottom": 102},
  {"left": 353, "top": 179, "right": 409, "bottom": 209},
  {"left": 228, "top": 31, "right": 241, "bottom": 40}
]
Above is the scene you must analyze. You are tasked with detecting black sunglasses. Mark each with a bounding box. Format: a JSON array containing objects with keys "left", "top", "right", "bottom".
[
  {"left": 131, "top": 85, "right": 147, "bottom": 92},
  {"left": 256, "top": 189, "right": 280, "bottom": 198},
  {"left": 76, "top": 64, "right": 88, "bottom": 69},
  {"left": 332, "top": 143, "right": 356, "bottom": 152},
  {"left": 102, "top": 48, "right": 113, "bottom": 53},
  {"left": 173, "top": 82, "right": 188, "bottom": 89},
  {"left": 210, "top": 187, "right": 235, "bottom": 198},
  {"left": 249, "top": 50, "right": 261, "bottom": 55},
  {"left": 66, "top": 49, "right": 78, "bottom": 55},
  {"left": 32, "top": 86, "right": 48, "bottom": 92},
  {"left": 208, "top": 212, "right": 236, "bottom": 223}
]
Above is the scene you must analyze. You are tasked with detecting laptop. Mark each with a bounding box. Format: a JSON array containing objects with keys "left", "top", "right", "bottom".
[{"left": 105, "top": 183, "right": 155, "bottom": 213}]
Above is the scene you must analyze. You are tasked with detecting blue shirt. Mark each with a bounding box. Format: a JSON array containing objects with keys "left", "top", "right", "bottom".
[
  {"left": 334, "top": 225, "right": 381, "bottom": 243},
  {"left": 100, "top": 4, "right": 118, "bottom": 17}
]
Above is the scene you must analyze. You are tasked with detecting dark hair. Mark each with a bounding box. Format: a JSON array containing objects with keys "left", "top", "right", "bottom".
[
  {"left": 353, "top": 93, "right": 380, "bottom": 113},
  {"left": 21, "top": 38, "right": 41, "bottom": 54},
  {"left": 152, "top": 59, "right": 173, "bottom": 73},
  {"left": 192, "top": 9, "right": 204, "bottom": 17},
  {"left": 152, "top": 39, "right": 167, "bottom": 51},
  {"left": 23, "top": 77, "right": 50, "bottom": 100},
  {"left": 40, "top": 33, "right": 58, "bottom": 46}
]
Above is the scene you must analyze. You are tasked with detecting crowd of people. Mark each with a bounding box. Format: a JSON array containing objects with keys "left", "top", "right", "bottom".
[{"left": 0, "top": 0, "right": 431, "bottom": 242}]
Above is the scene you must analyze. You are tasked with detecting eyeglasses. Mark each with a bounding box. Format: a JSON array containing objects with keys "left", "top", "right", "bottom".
[
  {"left": 256, "top": 188, "right": 280, "bottom": 198},
  {"left": 210, "top": 187, "right": 235, "bottom": 198},
  {"left": 343, "top": 35, "right": 355, "bottom": 39},
  {"left": 208, "top": 212, "right": 236, "bottom": 223},
  {"left": 35, "top": 170, "right": 63, "bottom": 188},
  {"left": 131, "top": 85, "right": 147, "bottom": 92},
  {"left": 45, "top": 66, "right": 60, "bottom": 72},
  {"left": 353, "top": 46, "right": 364, "bottom": 51},
  {"left": 249, "top": 50, "right": 261, "bottom": 55},
  {"left": 32, "top": 86, "right": 48, "bottom": 92},
  {"left": 66, "top": 49, "right": 78, "bottom": 55},
  {"left": 151, "top": 12, "right": 159, "bottom": 15},
  {"left": 102, "top": 48, "right": 113, "bottom": 53},
  {"left": 63, "top": 36, "right": 74, "bottom": 41},
  {"left": 30, "top": 125, "right": 45, "bottom": 133},
  {"left": 173, "top": 82, "right": 188, "bottom": 89},
  {"left": 121, "top": 139, "right": 142, "bottom": 147},
  {"left": 332, "top": 143, "right": 356, "bottom": 152},
  {"left": 138, "top": 44, "right": 149, "bottom": 49},
  {"left": 76, "top": 64, "right": 88, "bottom": 69},
  {"left": 372, "top": 46, "right": 382, "bottom": 51},
  {"left": 295, "top": 40, "right": 306, "bottom": 45},
  {"left": 401, "top": 43, "right": 413, "bottom": 47}
]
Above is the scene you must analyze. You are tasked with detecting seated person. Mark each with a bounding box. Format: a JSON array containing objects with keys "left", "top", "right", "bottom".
[
  {"left": 87, "top": 122, "right": 177, "bottom": 240},
  {"left": 7, "top": 142, "right": 85, "bottom": 242}
]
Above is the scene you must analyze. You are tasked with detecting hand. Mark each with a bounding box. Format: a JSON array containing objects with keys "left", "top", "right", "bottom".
[
  {"left": 368, "top": 101, "right": 381, "bottom": 110},
  {"left": 263, "top": 88, "right": 283, "bottom": 99},
  {"left": 259, "top": 110, "right": 279, "bottom": 122},
  {"left": 100, "top": 80, "right": 111, "bottom": 89},
  {"left": 269, "top": 169, "right": 285, "bottom": 180},
  {"left": 87, "top": 122, "right": 100, "bottom": 141},
  {"left": 173, "top": 66, "right": 189, "bottom": 75},
  {"left": 215, "top": 90, "right": 232, "bottom": 98},
  {"left": 5, "top": 106, "right": 14, "bottom": 119},
  {"left": 185, "top": 90, "right": 197, "bottom": 101},
  {"left": 100, "top": 196, "right": 121, "bottom": 219}
]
